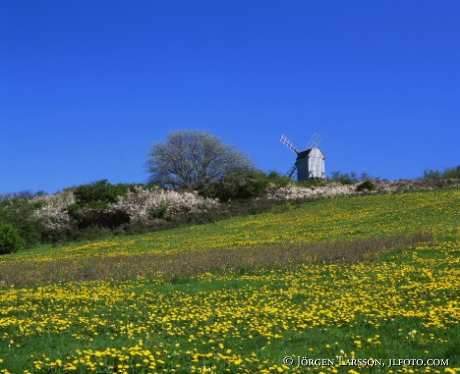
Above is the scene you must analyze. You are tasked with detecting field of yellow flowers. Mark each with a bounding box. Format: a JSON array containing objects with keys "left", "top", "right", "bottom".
[{"left": 1, "top": 189, "right": 460, "bottom": 373}]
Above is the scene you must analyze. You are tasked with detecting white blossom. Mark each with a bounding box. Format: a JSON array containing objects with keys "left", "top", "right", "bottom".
[{"left": 106, "top": 186, "right": 220, "bottom": 222}]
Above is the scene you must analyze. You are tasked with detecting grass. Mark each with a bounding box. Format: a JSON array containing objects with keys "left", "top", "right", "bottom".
[
  {"left": 2, "top": 188, "right": 459, "bottom": 265},
  {"left": 0, "top": 232, "right": 433, "bottom": 287},
  {"left": 0, "top": 188, "right": 460, "bottom": 373}
]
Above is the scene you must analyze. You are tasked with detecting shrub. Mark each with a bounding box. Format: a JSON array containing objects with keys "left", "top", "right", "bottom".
[
  {"left": 267, "top": 171, "right": 292, "bottom": 187},
  {"left": 357, "top": 180, "right": 376, "bottom": 192},
  {"left": 423, "top": 165, "right": 460, "bottom": 180},
  {"left": 32, "top": 189, "right": 76, "bottom": 245},
  {"left": 0, "top": 223, "right": 24, "bottom": 254},
  {"left": 148, "top": 201, "right": 170, "bottom": 220},
  {"left": 228, "top": 170, "right": 271, "bottom": 200},
  {"left": 359, "top": 172, "right": 381, "bottom": 183},
  {"left": 106, "top": 186, "right": 219, "bottom": 223},
  {"left": 443, "top": 165, "right": 460, "bottom": 179},
  {"left": 205, "top": 170, "right": 271, "bottom": 201},
  {"left": 67, "top": 180, "right": 140, "bottom": 229},
  {"left": 72, "top": 180, "right": 139, "bottom": 206},
  {"left": 423, "top": 169, "right": 443, "bottom": 180},
  {"left": 0, "top": 198, "right": 41, "bottom": 248},
  {"left": 35, "top": 204, "right": 74, "bottom": 245},
  {"left": 267, "top": 182, "right": 357, "bottom": 200},
  {"left": 329, "top": 171, "right": 359, "bottom": 185}
]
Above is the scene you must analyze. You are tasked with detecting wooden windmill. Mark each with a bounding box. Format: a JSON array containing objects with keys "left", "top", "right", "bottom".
[{"left": 280, "top": 133, "right": 326, "bottom": 181}]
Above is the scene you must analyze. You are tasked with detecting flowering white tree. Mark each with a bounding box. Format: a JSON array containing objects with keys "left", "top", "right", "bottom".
[
  {"left": 106, "top": 186, "right": 219, "bottom": 222},
  {"left": 33, "top": 190, "right": 75, "bottom": 237}
]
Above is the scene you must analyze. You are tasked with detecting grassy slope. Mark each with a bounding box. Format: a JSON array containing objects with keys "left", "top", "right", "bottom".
[
  {"left": 1, "top": 189, "right": 460, "bottom": 373},
  {"left": 2, "top": 189, "right": 459, "bottom": 264}
]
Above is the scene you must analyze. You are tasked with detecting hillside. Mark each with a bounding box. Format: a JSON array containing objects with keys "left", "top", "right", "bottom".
[{"left": 0, "top": 188, "right": 460, "bottom": 373}]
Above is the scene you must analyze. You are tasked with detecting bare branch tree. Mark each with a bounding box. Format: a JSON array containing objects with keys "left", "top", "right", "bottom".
[{"left": 145, "top": 130, "right": 254, "bottom": 192}]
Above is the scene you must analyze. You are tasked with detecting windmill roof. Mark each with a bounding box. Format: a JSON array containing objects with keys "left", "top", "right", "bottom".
[{"left": 297, "top": 147, "right": 325, "bottom": 158}]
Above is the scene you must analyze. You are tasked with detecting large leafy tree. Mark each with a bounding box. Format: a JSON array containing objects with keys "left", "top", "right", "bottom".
[{"left": 145, "top": 130, "right": 255, "bottom": 193}]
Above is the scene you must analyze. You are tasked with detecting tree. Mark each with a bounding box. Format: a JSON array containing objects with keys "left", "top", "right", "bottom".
[
  {"left": 0, "top": 198, "right": 41, "bottom": 248},
  {"left": 0, "top": 223, "right": 24, "bottom": 255},
  {"left": 145, "top": 130, "right": 255, "bottom": 193}
]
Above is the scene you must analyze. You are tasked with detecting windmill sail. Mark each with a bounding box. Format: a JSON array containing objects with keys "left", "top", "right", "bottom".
[
  {"left": 307, "top": 133, "right": 322, "bottom": 149},
  {"left": 280, "top": 135, "right": 299, "bottom": 154}
]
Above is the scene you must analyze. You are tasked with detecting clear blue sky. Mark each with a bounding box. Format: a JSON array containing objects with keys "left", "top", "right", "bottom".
[{"left": 1, "top": 1, "right": 459, "bottom": 193}]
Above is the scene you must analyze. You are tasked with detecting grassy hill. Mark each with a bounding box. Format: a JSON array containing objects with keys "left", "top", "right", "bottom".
[{"left": 1, "top": 189, "right": 460, "bottom": 373}]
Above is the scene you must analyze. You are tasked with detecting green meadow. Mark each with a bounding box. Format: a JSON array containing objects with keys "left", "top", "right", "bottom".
[{"left": 1, "top": 189, "right": 460, "bottom": 373}]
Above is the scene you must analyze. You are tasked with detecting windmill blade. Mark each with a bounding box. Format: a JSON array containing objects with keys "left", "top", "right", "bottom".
[
  {"left": 307, "top": 133, "right": 322, "bottom": 149},
  {"left": 287, "top": 164, "right": 298, "bottom": 178},
  {"left": 280, "top": 134, "right": 299, "bottom": 154}
]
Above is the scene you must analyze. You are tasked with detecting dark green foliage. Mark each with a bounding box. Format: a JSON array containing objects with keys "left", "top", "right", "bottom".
[
  {"left": 0, "top": 223, "right": 24, "bottom": 254},
  {"left": 68, "top": 203, "right": 131, "bottom": 230},
  {"left": 72, "top": 180, "right": 139, "bottom": 206},
  {"left": 356, "top": 180, "right": 377, "bottom": 192},
  {"left": 203, "top": 170, "right": 295, "bottom": 202},
  {"left": 228, "top": 170, "right": 270, "bottom": 200},
  {"left": 423, "top": 169, "right": 443, "bottom": 180},
  {"left": 329, "top": 171, "right": 380, "bottom": 185},
  {"left": 423, "top": 165, "right": 460, "bottom": 180},
  {"left": 329, "top": 171, "right": 359, "bottom": 184},
  {"left": 359, "top": 172, "right": 381, "bottom": 183},
  {"left": 148, "top": 201, "right": 170, "bottom": 220},
  {"left": 68, "top": 201, "right": 105, "bottom": 229},
  {"left": 266, "top": 171, "right": 292, "bottom": 187},
  {"left": 204, "top": 170, "right": 270, "bottom": 202},
  {"left": 67, "top": 180, "right": 139, "bottom": 229},
  {"left": 443, "top": 165, "right": 460, "bottom": 179},
  {"left": 0, "top": 199, "right": 41, "bottom": 248}
]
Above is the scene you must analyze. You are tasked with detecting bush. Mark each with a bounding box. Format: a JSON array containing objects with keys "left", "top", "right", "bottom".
[
  {"left": 72, "top": 180, "right": 140, "bottom": 206},
  {"left": 148, "top": 201, "right": 170, "bottom": 220},
  {"left": 423, "top": 169, "right": 443, "bottom": 180},
  {"left": 0, "top": 198, "right": 41, "bottom": 248},
  {"left": 107, "top": 186, "right": 219, "bottom": 222},
  {"left": 423, "top": 165, "right": 460, "bottom": 180},
  {"left": 67, "top": 180, "right": 140, "bottom": 229},
  {"left": 204, "top": 170, "right": 271, "bottom": 202},
  {"left": 0, "top": 223, "right": 24, "bottom": 254},
  {"left": 442, "top": 165, "right": 460, "bottom": 179},
  {"left": 356, "top": 180, "right": 376, "bottom": 192},
  {"left": 228, "top": 170, "right": 271, "bottom": 200},
  {"left": 34, "top": 205, "right": 73, "bottom": 245},
  {"left": 329, "top": 171, "right": 359, "bottom": 185},
  {"left": 267, "top": 171, "right": 292, "bottom": 187}
]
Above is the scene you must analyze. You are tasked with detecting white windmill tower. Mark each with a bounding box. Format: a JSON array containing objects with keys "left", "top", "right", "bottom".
[{"left": 280, "top": 133, "right": 326, "bottom": 181}]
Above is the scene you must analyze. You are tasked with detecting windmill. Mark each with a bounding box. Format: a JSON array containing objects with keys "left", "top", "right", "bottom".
[{"left": 280, "top": 133, "right": 326, "bottom": 181}]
